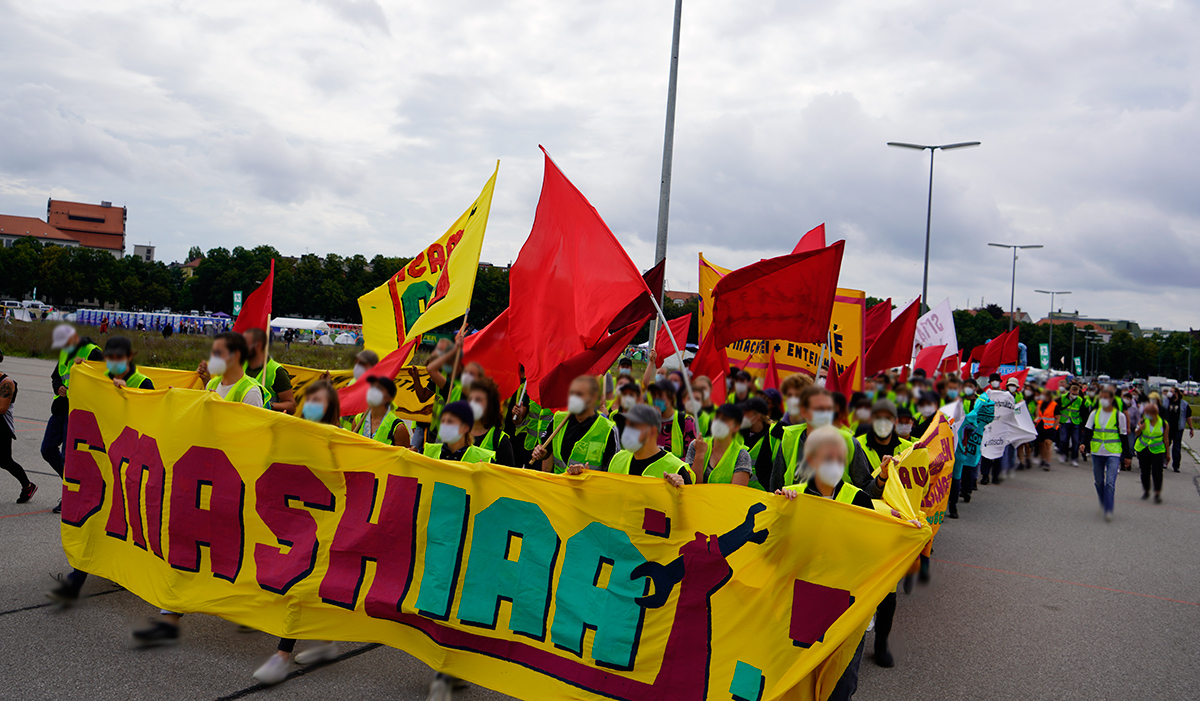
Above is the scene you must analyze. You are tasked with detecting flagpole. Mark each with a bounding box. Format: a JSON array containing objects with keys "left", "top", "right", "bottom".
[
  {"left": 649, "top": 0, "right": 684, "bottom": 345},
  {"left": 444, "top": 309, "right": 472, "bottom": 403},
  {"left": 816, "top": 330, "right": 831, "bottom": 384},
  {"left": 647, "top": 293, "right": 696, "bottom": 407}
]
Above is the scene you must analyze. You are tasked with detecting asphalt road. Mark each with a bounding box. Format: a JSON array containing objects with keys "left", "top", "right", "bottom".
[{"left": 2, "top": 355, "right": 1197, "bottom": 700}]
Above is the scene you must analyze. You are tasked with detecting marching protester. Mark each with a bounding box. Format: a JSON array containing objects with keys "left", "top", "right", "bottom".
[
  {"left": 611, "top": 379, "right": 642, "bottom": 431},
  {"left": 244, "top": 327, "right": 296, "bottom": 413},
  {"left": 351, "top": 349, "right": 379, "bottom": 382},
  {"left": 779, "top": 373, "right": 814, "bottom": 426},
  {"left": 467, "top": 377, "right": 517, "bottom": 467},
  {"left": 738, "top": 396, "right": 774, "bottom": 479},
  {"left": 199, "top": 332, "right": 266, "bottom": 406},
  {"left": 353, "top": 376, "right": 411, "bottom": 448},
  {"left": 770, "top": 387, "right": 881, "bottom": 500},
  {"left": 42, "top": 323, "right": 103, "bottom": 513},
  {"left": 599, "top": 404, "right": 694, "bottom": 484},
  {"left": 1033, "top": 388, "right": 1060, "bottom": 470},
  {"left": 686, "top": 404, "right": 757, "bottom": 486},
  {"left": 0, "top": 355, "right": 35, "bottom": 504},
  {"left": 729, "top": 369, "right": 753, "bottom": 404},
  {"left": 911, "top": 391, "right": 940, "bottom": 440},
  {"left": 531, "top": 376, "right": 617, "bottom": 472},
  {"left": 647, "top": 381, "right": 696, "bottom": 458},
  {"left": 858, "top": 400, "right": 912, "bottom": 472},
  {"left": 690, "top": 374, "right": 716, "bottom": 437},
  {"left": 1133, "top": 397, "right": 1168, "bottom": 503},
  {"left": 1058, "top": 382, "right": 1084, "bottom": 466},
  {"left": 1162, "top": 386, "right": 1193, "bottom": 472},
  {"left": 1082, "top": 387, "right": 1131, "bottom": 521},
  {"left": 423, "top": 401, "right": 495, "bottom": 463}
]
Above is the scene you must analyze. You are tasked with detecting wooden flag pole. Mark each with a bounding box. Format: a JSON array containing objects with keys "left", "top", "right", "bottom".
[{"left": 443, "top": 310, "right": 472, "bottom": 401}]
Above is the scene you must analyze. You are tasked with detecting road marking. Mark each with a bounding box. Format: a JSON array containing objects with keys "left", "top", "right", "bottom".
[
  {"left": 0, "top": 509, "right": 52, "bottom": 520},
  {"left": 995, "top": 483, "right": 1200, "bottom": 514},
  {"left": 0, "top": 587, "right": 124, "bottom": 618},
  {"left": 932, "top": 558, "right": 1200, "bottom": 607},
  {"left": 214, "top": 643, "right": 384, "bottom": 700}
]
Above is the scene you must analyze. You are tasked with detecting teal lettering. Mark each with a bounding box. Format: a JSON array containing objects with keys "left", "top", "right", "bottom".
[
  {"left": 415, "top": 483, "right": 469, "bottom": 620},
  {"left": 400, "top": 280, "right": 435, "bottom": 336}
]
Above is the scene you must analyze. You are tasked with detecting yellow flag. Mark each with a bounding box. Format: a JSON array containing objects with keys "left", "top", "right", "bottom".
[{"left": 359, "top": 164, "right": 498, "bottom": 354}]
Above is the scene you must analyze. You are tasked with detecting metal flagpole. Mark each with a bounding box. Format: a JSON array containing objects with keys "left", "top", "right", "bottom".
[
  {"left": 649, "top": 0, "right": 684, "bottom": 347},
  {"left": 648, "top": 293, "right": 696, "bottom": 406}
]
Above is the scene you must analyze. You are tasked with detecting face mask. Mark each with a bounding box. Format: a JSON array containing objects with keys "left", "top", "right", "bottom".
[
  {"left": 873, "top": 419, "right": 894, "bottom": 438},
  {"left": 817, "top": 460, "right": 844, "bottom": 487},
  {"left": 1087, "top": 391, "right": 1097, "bottom": 398},
  {"left": 990, "top": 381, "right": 1000, "bottom": 390},
  {"left": 653, "top": 399, "right": 667, "bottom": 413},
  {"left": 301, "top": 402, "right": 325, "bottom": 422},
  {"left": 567, "top": 394, "right": 587, "bottom": 415},
  {"left": 470, "top": 400, "right": 485, "bottom": 421},
  {"left": 353, "top": 364, "right": 367, "bottom": 380},
  {"left": 1024, "top": 390, "right": 1034, "bottom": 398},
  {"left": 619, "top": 367, "right": 631, "bottom": 376},
  {"left": 895, "top": 393, "right": 909, "bottom": 404},
  {"left": 865, "top": 389, "right": 877, "bottom": 400},
  {"left": 207, "top": 355, "right": 227, "bottom": 376},
  {"left": 670, "top": 380, "right": 681, "bottom": 392},
  {"left": 655, "top": 373, "right": 665, "bottom": 384},
  {"left": 700, "top": 388, "right": 710, "bottom": 401},
  {"left": 366, "top": 386, "right": 386, "bottom": 408},
  {"left": 460, "top": 372, "right": 475, "bottom": 388},
  {"left": 740, "top": 417, "right": 752, "bottom": 430},
  {"left": 106, "top": 360, "right": 128, "bottom": 376},
  {"left": 964, "top": 387, "right": 975, "bottom": 396},
  {"left": 620, "top": 394, "right": 636, "bottom": 410},
  {"left": 919, "top": 404, "right": 936, "bottom": 418},
  {"left": 684, "top": 398, "right": 701, "bottom": 415},
  {"left": 897, "top": 423, "right": 913, "bottom": 437},
  {"left": 620, "top": 426, "right": 644, "bottom": 452},
  {"left": 64, "top": 344, "right": 77, "bottom": 356},
  {"left": 1007, "top": 386, "right": 1019, "bottom": 394},
  {"left": 855, "top": 408, "right": 872, "bottom": 422},
  {"left": 438, "top": 422, "right": 463, "bottom": 445},
  {"left": 735, "top": 382, "right": 749, "bottom": 395},
  {"left": 809, "top": 410, "right": 834, "bottom": 428},
  {"left": 1099, "top": 398, "right": 1112, "bottom": 409},
  {"left": 786, "top": 398, "right": 801, "bottom": 417},
  {"left": 946, "top": 389, "right": 959, "bottom": 399}
]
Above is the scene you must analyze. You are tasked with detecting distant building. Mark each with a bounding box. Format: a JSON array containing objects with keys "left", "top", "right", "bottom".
[
  {"left": 1037, "top": 312, "right": 1142, "bottom": 340},
  {"left": 46, "top": 199, "right": 126, "bottom": 257},
  {"left": 966, "top": 307, "right": 1034, "bottom": 325},
  {"left": 0, "top": 214, "right": 80, "bottom": 249},
  {"left": 133, "top": 244, "right": 155, "bottom": 262},
  {"left": 665, "top": 290, "right": 700, "bottom": 307}
]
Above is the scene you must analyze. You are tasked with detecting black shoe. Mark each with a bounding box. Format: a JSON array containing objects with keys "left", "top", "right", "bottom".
[
  {"left": 902, "top": 573, "right": 915, "bottom": 595},
  {"left": 948, "top": 510, "right": 959, "bottom": 519},
  {"left": 1154, "top": 494, "right": 1162, "bottom": 504},
  {"left": 874, "top": 644, "right": 895, "bottom": 668},
  {"left": 1142, "top": 491, "right": 1150, "bottom": 500},
  {"left": 52, "top": 500, "right": 62, "bottom": 514},
  {"left": 17, "top": 483, "right": 37, "bottom": 504},
  {"left": 918, "top": 559, "right": 931, "bottom": 584},
  {"left": 994, "top": 475, "right": 1003, "bottom": 485},
  {"left": 980, "top": 476, "right": 990, "bottom": 486},
  {"left": 132, "top": 620, "right": 180, "bottom": 648},
  {"left": 46, "top": 574, "right": 82, "bottom": 607},
  {"left": 962, "top": 492, "right": 972, "bottom": 503},
  {"left": 1173, "top": 468, "right": 1180, "bottom": 473}
]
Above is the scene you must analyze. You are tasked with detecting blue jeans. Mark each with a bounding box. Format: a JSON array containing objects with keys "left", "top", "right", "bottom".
[
  {"left": 1059, "top": 424, "right": 1080, "bottom": 460},
  {"left": 1092, "top": 454, "right": 1120, "bottom": 513},
  {"left": 41, "top": 412, "right": 68, "bottom": 476}
]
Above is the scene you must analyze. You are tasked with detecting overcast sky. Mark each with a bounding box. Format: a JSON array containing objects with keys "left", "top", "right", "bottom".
[{"left": 2, "top": 0, "right": 1198, "bottom": 329}]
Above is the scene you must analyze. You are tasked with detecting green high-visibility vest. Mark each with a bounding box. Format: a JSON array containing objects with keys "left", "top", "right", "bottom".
[
  {"left": 108, "top": 369, "right": 152, "bottom": 390},
  {"left": 609, "top": 450, "right": 695, "bottom": 483},
  {"left": 1059, "top": 395, "right": 1083, "bottom": 424},
  {"left": 697, "top": 436, "right": 764, "bottom": 490},
  {"left": 245, "top": 358, "right": 287, "bottom": 404},
  {"left": 57, "top": 343, "right": 101, "bottom": 397},
  {"left": 1090, "top": 410, "right": 1123, "bottom": 454},
  {"left": 1134, "top": 416, "right": 1165, "bottom": 454},
  {"left": 477, "top": 425, "right": 508, "bottom": 453},
  {"left": 860, "top": 436, "right": 914, "bottom": 472},
  {"left": 357, "top": 410, "right": 403, "bottom": 445},
  {"left": 662, "top": 410, "right": 686, "bottom": 457},
  {"left": 549, "top": 411, "right": 614, "bottom": 473},
  {"left": 797, "top": 481, "right": 862, "bottom": 505},
  {"left": 696, "top": 407, "right": 714, "bottom": 438},
  {"left": 206, "top": 374, "right": 265, "bottom": 404},
  {"left": 781, "top": 424, "right": 857, "bottom": 487},
  {"left": 519, "top": 400, "right": 554, "bottom": 452},
  {"left": 422, "top": 442, "right": 495, "bottom": 464}
]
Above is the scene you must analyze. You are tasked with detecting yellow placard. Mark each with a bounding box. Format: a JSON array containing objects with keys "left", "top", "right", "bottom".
[{"left": 62, "top": 363, "right": 929, "bottom": 701}]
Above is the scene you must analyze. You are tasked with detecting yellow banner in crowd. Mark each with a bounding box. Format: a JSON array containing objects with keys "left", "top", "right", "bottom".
[
  {"left": 62, "top": 364, "right": 929, "bottom": 701},
  {"left": 881, "top": 414, "right": 956, "bottom": 554},
  {"left": 698, "top": 254, "right": 865, "bottom": 391},
  {"left": 358, "top": 165, "right": 498, "bottom": 356},
  {"left": 137, "top": 363, "right": 435, "bottom": 422}
]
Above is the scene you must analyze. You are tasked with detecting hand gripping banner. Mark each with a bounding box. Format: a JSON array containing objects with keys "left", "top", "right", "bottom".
[{"left": 61, "top": 364, "right": 929, "bottom": 701}]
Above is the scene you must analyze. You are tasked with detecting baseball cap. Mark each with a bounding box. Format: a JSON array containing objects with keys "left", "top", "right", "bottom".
[
  {"left": 624, "top": 404, "right": 661, "bottom": 428},
  {"left": 51, "top": 324, "right": 75, "bottom": 350}
]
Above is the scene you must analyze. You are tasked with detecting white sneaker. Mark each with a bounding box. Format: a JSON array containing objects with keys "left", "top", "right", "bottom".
[
  {"left": 253, "top": 654, "right": 290, "bottom": 685},
  {"left": 427, "top": 676, "right": 453, "bottom": 701},
  {"left": 294, "top": 641, "right": 340, "bottom": 665},
  {"left": 1104, "top": 511, "right": 1113, "bottom": 522},
  {"left": 1072, "top": 460, "right": 1079, "bottom": 467}
]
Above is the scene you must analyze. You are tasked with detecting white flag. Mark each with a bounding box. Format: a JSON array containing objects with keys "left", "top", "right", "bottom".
[
  {"left": 912, "top": 297, "right": 959, "bottom": 362},
  {"left": 980, "top": 389, "right": 1038, "bottom": 459}
]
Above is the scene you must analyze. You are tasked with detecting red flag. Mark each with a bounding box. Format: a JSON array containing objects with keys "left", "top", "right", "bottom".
[
  {"left": 691, "top": 330, "right": 731, "bottom": 401},
  {"left": 938, "top": 351, "right": 960, "bottom": 377},
  {"left": 609, "top": 260, "right": 665, "bottom": 332},
  {"left": 1001, "top": 367, "right": 1029, "bottom": 390},
  {"left": 710, "top": 242, "right": 844, "bottom": 349},
  {"left": 864, "top": 298, "right": 892, "bottom": 348},
  {"left": 791, "top": 223, "right": 826, "bottom": 254},
  {"left": 968, "top": 344, "right": 985, "bottom": 363},
  {"left": 654, "top": 313, "right": 692, "bottom": 367},
  {"left": 462, "top": 309, "right": 522, "bottom": 401},
  {"left": 826, "top": 357, "right": 859, "bottom": 395},
  {"left": 765, "top": 345, "right": 780, "bottom": 391},
  {"left": 508, "top": 148, "right": 651, "bottom": 405},
  {"left": 863, "top": 298, "right": 921, "bottom": 376},
  {"left": 978, "top": 329, "right": 1019, "bottom": 377},
  {"left": 1045, "top": 374, "right": 1066, "bottom": 392},
  {"left": 913, "top": 344, "right": 948, "bottom": 378},
  {"left": 536, "top": 318, "right": 647, "bottom": 410},
  {"left": 232, "top": 259, "right": 274, "bottom": 334},
  {"left": 337, "top": 337, "right": 419, "bottom": 416}
]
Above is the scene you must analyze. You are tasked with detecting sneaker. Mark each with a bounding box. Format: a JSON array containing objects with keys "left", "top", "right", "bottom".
[
  {"left": 1042, "top": 463, "right": 1050, "bottom": 471},
  {"left": 294, "top": 641, "right": 340, "bottom": 665},
  {"left": 17, "top": 483, "right": 37, "bottom": 504},
  {"left": 253, "top": 654, "right": 290, "bottom": 685},
  {"left": 902, "top": 573, "right": 915, "bottom": 595},
  {"left": 980, "top": 476, "right": 990, "bottom": 486},
  {"left": 962, "top": 491, "right": 972, "bottom": 503},
  {"left": 46, "top": 574, "right": 81, "bottom": 607},
  {"left": 1072, "top": 460, "right": 1079, "bottom": 467},
  {"left": 427, "top": 675, "right": 453, "bottom": 701},
  {"left": 132, "top": 619, "right": 180, "bottom": 648},
  {"left": 1173, "top": 468, "right": 1180, "bottom": 473},
  {"left": 1154, "top": 494, "right": 1163, "bottom": 504},
  {"left": 874, "top": 643, "right": 895, "bottom": 668},
  {"left": 52, "top": 499, "right": 62, "bottom": 514},
  {"left": 1142, "top": 491, "right": 1150, "bottom": 500},
  {"left": 1104, "top": 511, "right": 1113, "bottom": 522}
]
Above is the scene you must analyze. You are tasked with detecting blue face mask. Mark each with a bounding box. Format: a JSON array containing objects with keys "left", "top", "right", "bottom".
[
  {"left": 946, "top": 389, "right": 959, "bottom": 399},
  {"left": 106, "top": 360, "right": 127, "bottom": 376},
  {"left": 301, "top": 402, "right": 326, "bottom": 422},
  {"left": 653, "top": 399, "right": 667, "bottom": 413},
  {"left": 64, "top": 344, "right": 77, "bottom": 356}
]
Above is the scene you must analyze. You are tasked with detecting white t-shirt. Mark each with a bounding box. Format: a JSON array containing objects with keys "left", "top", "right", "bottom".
[
  {"left": 214, "top": 380, "right": 263, "bottom": 408},
  {"left": 1085, "top": 409, "right": 1127, "bottom": 456}
]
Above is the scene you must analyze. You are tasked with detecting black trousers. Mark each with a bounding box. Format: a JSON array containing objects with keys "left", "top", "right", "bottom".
[
  {"left": 1169, "top": 428, "right": 1184, "bottom": 469},
  {"left": 1138, "top": 449, "right": 1164, "bottom": 493},
  {"left": 1, "top": 429, "right": 30, "bottom": 488}
]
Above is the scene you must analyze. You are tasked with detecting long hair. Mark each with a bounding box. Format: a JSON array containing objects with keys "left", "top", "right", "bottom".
[
  {"left": 468, "top": 376, "right": 503, "bottom": 429},
  {"left": 305, "top": 380, "right": 341, "bottom": 425}
]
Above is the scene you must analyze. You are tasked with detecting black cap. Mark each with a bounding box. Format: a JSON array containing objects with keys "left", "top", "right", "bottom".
[
  {"left": 619, "top": 380, "right": 642, "bottom": 394},
  {"left": 441, "top": 400, "right": 475, "bottom": 428},
  {"left": 103, "top": 336, "right": 133, "bottom": 357},
  {"left": 739, "top": 397, "right": 770, "bottom": 416},
  {"left": 897, "top": 405, "right": 913, "bottom": 420},
  {"left": 912, "top": 368, "right": 928, "bottom": 379},
  {"left": 367, "top": 375, "right": 397, "bottom": 397},
  {"left": 989, "top": 373, "right": 1002, "bottom": 382},
  {"left": 618, "top": 356, "right": 633, "bottom": 367}
]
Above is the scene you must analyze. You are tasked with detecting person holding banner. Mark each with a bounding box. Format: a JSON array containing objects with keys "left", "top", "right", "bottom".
[
  {"left": 771, "top": 387, "right": 881, "bottom": 499},
  {"left": 467, "top": 377, "right": 516, "bottom": 467},
  {"left": 199, "top": 332, "right": 265, "bottom": 407},
  {"left": 1082, "top": 388, "right": 1131, "bottom": 521},
  {"left": 859, "top": 400, "right": 913, "bottom": 472},
  {"left": 0, "top": 358, "right": 35, "bottom": 504},
  {"left": 352, "top": 377, "right": 410, "bottom": 448},
  {"left": 244, "top": 328, "right": 295, "bottom": 413},
  {"left": 423, "top": 401, "right": 495, "bottom": 463},
  {"left": 686, "top": 404, "right": 756, "bottom": 487},
  {"left": 42, "top": 324, "right": 103, "bottom": 513},
  {"left": 602, "top": 404, "right": 694, "bottom": 484},
  {"left": 531, "top": 376, "right": 617, "bottom": 473},
  {"left": 1133, "top": 398, "right": 1168, "bottom": 503}
]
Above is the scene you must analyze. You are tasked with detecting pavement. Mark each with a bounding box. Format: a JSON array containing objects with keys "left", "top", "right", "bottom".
[{"left": 2, "top": 355, "right": 1198, "bottom": 700}]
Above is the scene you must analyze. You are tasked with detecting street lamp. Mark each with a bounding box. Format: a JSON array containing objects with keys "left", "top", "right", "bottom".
[
  {"left": 887, "top": 141, "right": 981, "bottom": 313},
  {"left": 1035, "top": 289, "right": 1070, "bottom": 370},
  {"left": 989, "top": 243, "right": 1043, "bottom": 331}
]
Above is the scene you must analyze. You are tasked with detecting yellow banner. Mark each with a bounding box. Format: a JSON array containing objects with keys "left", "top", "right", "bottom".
[
  {"left": 62, "top": 363, "right": 928, "bottom": 701},
  {"left": 698, "top": 253, "right": 864, "bottom": 392},
  {"left": 880, "top": 414, "right": 956, "bottom": 555},
  {"left": 358, "top": 165, "right": 498, "bottom": 355}
]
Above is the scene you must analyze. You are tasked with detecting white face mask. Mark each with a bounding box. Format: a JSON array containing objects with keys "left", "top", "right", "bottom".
[
  {"left": 991, "top": 381, "right": 1001, "bottom": 389},
  {"left": 353, "top": 364, "right": 367, "bottom": 380},
  {"left": 786, "top": 398, "right": 801, "bottom": 417},
  {"left": 919, "top": 404, "right": 936, "bottom": 418},
  {"left": 735, "top": 382, "right": 749, "bottom": 395},
  {"left": 873, "top": 419, "right": 894, "bottom": 438},
  {"left": 620, "top": 394, "right": 637, "bottom": 410},
  {"left": 710, "top": 420, "right": 732, "bottom": 440},
  {"left": 1100, "top": 398, "right": 1112, "bottom": 409},
  {"left": 896, "top": 423, "right": 913, "bottom": 437},
  {"left": 855, "top": 408, "right": 872, "bottom": 422},
  {"left": 740, "top": 417, "right": 752, "bottom": 430},
  {"left": 366, "top": 386, "right": 386, "bottom": 408},
  {"left": 469, "top": 400, "right": 485, "bottom": 421},
  {"left": 620, "top": 426, "right": 644, "bottom": 452},
  {"left": 700, "top": 388, "right": 710, "bottom": 401},
  {"left": 619, "top": 367, "right": 631, "bottom": 376},
  {"left": 1087, "top": 391, "right": 1097, "bottom": 398},
  {"left": 964, "top": 387, "right": 975, "bottom": 396},
  {"left": 438, "top": 422, "right": 463, "bottom": 445},
  {"left": 567, "top": 394, "right": 587, "bottom": 415},
  {"left": 684, "top": 398, "right": 701, "bottom": 415},
  {"left": 460, "top": 372, "right": 475, "bottom": 388},
  {"left": 207, "top": 355, "right": 227, "bottom": 377},
  {"left": 895, "top": 393, "right": 909, "bottom": 404},
  {"left": 809, "top": 410, "right": 834, "bottom": 429},
  {"left": 817, "top": 460, "right": 844, "bottom": 487}
]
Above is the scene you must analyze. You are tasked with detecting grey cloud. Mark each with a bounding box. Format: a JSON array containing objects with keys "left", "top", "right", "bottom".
[{"left": 311, "top": 0, "right": 391, "bottom": 35}]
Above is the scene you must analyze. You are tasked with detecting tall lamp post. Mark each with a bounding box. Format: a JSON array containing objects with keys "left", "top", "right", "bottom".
[
  {"left": 887, "top": 141, "right": 981, "bottom": 313},
  {"left": 649, "top": 0, "right": 684, "bottom": 345},
  {"left": 1035, "top": 289, "right": 1070, "bottom": 369},
  {"left": 989, "top": 243, "right": 1043, "bottom": 331}
]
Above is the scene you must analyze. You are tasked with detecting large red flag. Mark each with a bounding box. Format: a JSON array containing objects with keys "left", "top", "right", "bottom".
[
  {"left": 537, "top": 318, "right": 648, "bottom": 410},
  {"left": 792, "top": 223, "right": 826, "bottom": 254},
  {"left": 609, "top": 260, "right": 665, "bottom": 333},
  {"left": 863, "top": 297, "right": 921, "bottom": 376},
  {"left": 337, "top": 336, "right": 419, "bottom": 416},
  {"left": 232, "top": 259, "right": 274, "bottom": 334},
  {"left": 826, "top": 357, "right": 859, "bottom": 396},
  {"left": 977, "top": 329, "right": 1019, "bottom": 377},
  {"left": 462, "top": 309, "right": 522, "bottom": 401},
  {"left": 654, "top": 313, "right": 692, "bottom": 367},
  {"left": 691, "top": 330, "right": 731, "bottom": 400},
  {"left": 938, "top": 351, "right": 961, "bottom": 377},
  {"left": 764, "top": 345, "right": 780, "bottom": 391},
  {"left": 508, "top": 148, "right": 651, "bottom": 404},
  {"left": 913, "top": 344, "right": 948, "bottom": 378},
  {"left": 709, "top": 241, "right": 844, "bottom": 349},
  {"left": 864, "top": 298, "right": 892, "bottom": 348}
]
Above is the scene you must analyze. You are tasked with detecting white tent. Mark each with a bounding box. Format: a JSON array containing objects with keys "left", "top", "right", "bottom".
[
  {"left": 334, "top": 332, "right": 356, "bottom": 345},
  {"left": 270, "top": 317, "right": 331, "bottom": 333},
  {"left": 316, "top": 334, "right": 334, "bottom": 346}
]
